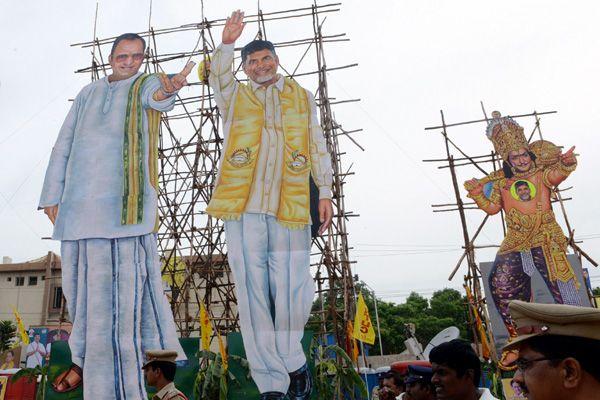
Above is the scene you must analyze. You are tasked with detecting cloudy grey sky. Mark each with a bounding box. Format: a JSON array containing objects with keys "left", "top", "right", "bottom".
[{"left": 1, "top": 0, "right": 600, "bottom": 303}]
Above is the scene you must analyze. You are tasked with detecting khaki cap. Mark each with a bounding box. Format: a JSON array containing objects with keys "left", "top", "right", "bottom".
[
  {"left": 142, "top": 349, "right": 178, "bottom": 368},
  {"left": 503, "top": 300, "right": 600, "bottom": 351}
]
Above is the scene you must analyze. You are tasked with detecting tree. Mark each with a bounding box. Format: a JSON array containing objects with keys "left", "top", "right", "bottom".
[
  {"left": 0, "top": 320, "right": 16, "bottom": 353},
  {"left": 308, "top": 283, "right": 470, "bottom": 356}
]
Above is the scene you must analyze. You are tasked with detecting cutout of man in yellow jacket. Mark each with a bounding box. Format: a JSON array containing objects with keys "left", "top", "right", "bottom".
[{"left": 206, "top": 10, "right": 333, "bottom": 400}]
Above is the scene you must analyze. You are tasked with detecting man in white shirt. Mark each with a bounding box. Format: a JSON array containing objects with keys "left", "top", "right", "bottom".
[
  {"left": 206, "top": 10, "right": 333, "bottom": 400},
  {"left": 25, "top": 334, "right": 46, "bottom": 368},
  {"left": 430, "top": 339, "right": 499, "bottom": 400}
]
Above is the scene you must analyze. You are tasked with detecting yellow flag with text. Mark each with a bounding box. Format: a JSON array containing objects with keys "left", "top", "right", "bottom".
[
  {"left": 200, "top": 303, "right": 213, "bottom": 351},
  {"left": 12, "top": 307, "right": 29, "bottom": 345},
  {"left": 353, "top": 293, "right": 375, "bottom": 345}
]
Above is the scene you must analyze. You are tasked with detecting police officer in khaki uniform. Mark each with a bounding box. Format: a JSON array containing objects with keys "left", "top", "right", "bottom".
[
  {"left": 506, "top": 300, "right": 600, "bottom": 400},
  {"left": 143, "top": 350, "right": 188, "bottom": 400}
]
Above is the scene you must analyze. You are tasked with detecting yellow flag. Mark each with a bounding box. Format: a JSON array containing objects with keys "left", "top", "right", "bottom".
[
  {"left": 217, "top": 331, "right": 228, "bottom": 372},
  {"left": 161, "top": 255, "right": 186, "bottom": 288},
  {"left": 12, "top": 307, "right": 29, "bottom": 345},
  {"left": 200, "top": 303, "right": 213, "bottom": 351},
  {"left": 353, "top": 293, "right": 375, "bottom": 345}
]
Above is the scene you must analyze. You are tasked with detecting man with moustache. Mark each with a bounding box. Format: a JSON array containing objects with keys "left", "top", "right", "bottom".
[
  {"left": 506, "top": 300, "right": 600, "bottom": 400},
  {"left": 206, "top": 9, "right": 333, "bottom": 400},
  {"left": 514, "top": 180, "right": 531, "bottom": 201},
  {"left": 430, "top": 339, "right": 498, "bottom": 400},
  {"left": 39, "top": 33, "right": 191, "bottom": 399},
  {"left": 379, "top": 371, "right": 404, "bottom": 400}
]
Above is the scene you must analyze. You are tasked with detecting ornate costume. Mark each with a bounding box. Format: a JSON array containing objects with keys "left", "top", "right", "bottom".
[{"left": 465, "top": 112, "right": 582, "bottom": 365}]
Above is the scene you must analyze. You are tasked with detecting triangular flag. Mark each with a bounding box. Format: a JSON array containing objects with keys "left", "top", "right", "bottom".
[
  {"left": 353, "top": 293, "right": 375, "bottom": 345},
  {"left": 12, "top": 307, "right": 29, "bottom": 345},
  {"left": 200, "top": 302, "right": 213, "bottom": 351}
]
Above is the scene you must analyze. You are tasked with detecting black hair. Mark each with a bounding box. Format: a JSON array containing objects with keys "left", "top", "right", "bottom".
[
  {"left": 148, "top": 361, "right": 177, "bottom": 382},
  {"left": 383, "top": 371, "right": 404, "bottom": 388},
  {"left": 526, "top": 335, "right": 600, "bottom": 382},
  {"left": 502, "top": 151, "right": 537, "bottom": 179},
  {"left": 241, "top": 40, "right": 276, "bottom": 63},
  {"left": 411, "top": 380, "right": 436, "bottom": 394},
  {"left": 429, "top": 339, "right": 481, "bottom": 386},
  {"left": 515, "top": 180, "right": 529, "bottom": 189},
  {"left": 111, "top": 33, "right": 146, "bottom": 56}
]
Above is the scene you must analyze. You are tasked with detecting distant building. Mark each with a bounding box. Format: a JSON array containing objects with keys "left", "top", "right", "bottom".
[
  {"left": 0, "top": 252, "right": 64, "bottom": 329},
  {"left": 0, "top": 251, "right": 235, "bottom": 351}
]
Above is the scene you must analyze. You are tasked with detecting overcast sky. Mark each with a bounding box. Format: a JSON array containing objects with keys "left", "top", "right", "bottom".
[{"left": 1, "top": 0, "right": 600, "bottom": 303}]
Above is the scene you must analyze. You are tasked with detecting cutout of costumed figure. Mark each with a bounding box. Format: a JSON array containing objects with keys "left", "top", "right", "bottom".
[
  {"left": 205, "top": 10, "right": 334, "bottom": 400},
  {"left": 38, "top": 33, "right": 194, "bottom": 399},
  {"left": 464, "top": 111, "right": 581, "bottom": 369}
]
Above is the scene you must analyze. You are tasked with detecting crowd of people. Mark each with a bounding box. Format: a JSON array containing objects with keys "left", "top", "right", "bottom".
[{"left": 370, "top": 300, "right": 600, "bottom": 400}]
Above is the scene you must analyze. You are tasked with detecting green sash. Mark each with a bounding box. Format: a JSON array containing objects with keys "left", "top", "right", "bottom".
[{"left": 121, "top": 73, "right": 163, "bottom": 230}]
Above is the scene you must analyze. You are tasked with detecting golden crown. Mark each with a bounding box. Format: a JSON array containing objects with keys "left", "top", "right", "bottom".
[{"left": 486, "top": 111, "right": 529, "bottom": 161}]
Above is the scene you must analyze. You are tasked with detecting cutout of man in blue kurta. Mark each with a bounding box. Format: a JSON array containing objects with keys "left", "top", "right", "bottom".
[{"left": 39, "top": 33, "right": 193, "bottom": 399}]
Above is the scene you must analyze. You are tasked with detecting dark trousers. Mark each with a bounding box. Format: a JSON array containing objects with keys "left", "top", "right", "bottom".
[{"left": 488, "top": 246, "right": 563, "bottom": 336}]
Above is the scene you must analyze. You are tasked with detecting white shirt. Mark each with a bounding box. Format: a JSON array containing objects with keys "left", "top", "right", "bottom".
[
  {"left": 479, "top": 387, "right": 499, "bottom": 400},
  {"left": 209, "top": 43, "right": 333, "bottom": 217},
  {"left": 26, "top": 341, "right": 46, "bottom": 368}
]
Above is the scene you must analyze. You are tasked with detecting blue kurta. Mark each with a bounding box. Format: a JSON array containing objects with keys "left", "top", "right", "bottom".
[
  {"left": 39, "top": 72, "right": 174, "bottom": 240},
  {"left": 39, "top": 73, "right": 186, "bottom": 400}
]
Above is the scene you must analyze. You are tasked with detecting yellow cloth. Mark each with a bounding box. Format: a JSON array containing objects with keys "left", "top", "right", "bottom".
[
  {"left": 353, "top": 293, "right": 376, "bottom": 345},
  {"left": 0, "top": 361, "right": 14, "bottom": 369},
  {"left": 346, "top": 320, "right": 359, "bottom": 365},
  {"left": 465, "top": 285, "right": 491, "bottom": 359},
  {"left": 12, "top": 307, "right": 29, "bottom": 345},
  {"left": 199, "top": 302, "right": 212, "bottom": 351},
  {"left": 217, "top": 331, "right": 228, "bottom": 372},
  {"left": 207, "top": 78, "right": 311, "bottom": 229}
]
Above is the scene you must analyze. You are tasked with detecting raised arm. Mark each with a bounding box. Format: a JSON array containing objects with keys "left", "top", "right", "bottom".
[
  {"left": 149, "top": 61, "right": 195, "bottom": 105},
  {"left": 464, "top": 178, "right": 502, "bottom": 215},
  {"left": 545, "top": 145, "right": 577, "bottom": 187},
  {"left": 208, "top": 10, "right": 245, "bottom": 118}
]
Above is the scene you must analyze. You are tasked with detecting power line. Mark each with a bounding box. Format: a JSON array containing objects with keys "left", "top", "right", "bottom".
[
  {"left": 354, "top": 249, "right": 463, "bottom": 257},
  {"left": 0, "top": 83, "right": 77, "bottom": 146},
  {"left": 0, "top": 149, "right": 51, "bottom": 217}
]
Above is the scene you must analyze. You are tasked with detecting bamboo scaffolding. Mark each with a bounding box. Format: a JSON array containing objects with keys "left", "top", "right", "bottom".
[
  {"left": 73, "top": 2, "right": 360, "bottom": 346},
  {"left": 424, "top": 104, "right": 597, "bottom": 364}
]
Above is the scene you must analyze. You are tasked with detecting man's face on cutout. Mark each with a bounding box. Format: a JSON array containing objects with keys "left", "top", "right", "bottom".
[
  {"left": 508, "top": 147, "right": 533, "bottom": 173},
  {"left": 243, "top": 49, "right": 279, "bottom": 84},
  {"left": 516, "top": 183, "right": 531, "bottom": 201},
  {"left": 109, "top": 39, "right": 145, "bottom": 81}
]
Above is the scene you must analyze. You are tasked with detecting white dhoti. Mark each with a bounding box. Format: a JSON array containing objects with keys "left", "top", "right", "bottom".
[
  {"left": 61, "top": 233, "right": 185, "bottom": 400},
  {"left": 225, "top": 213, "right": 315, "bottom": 394}
]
